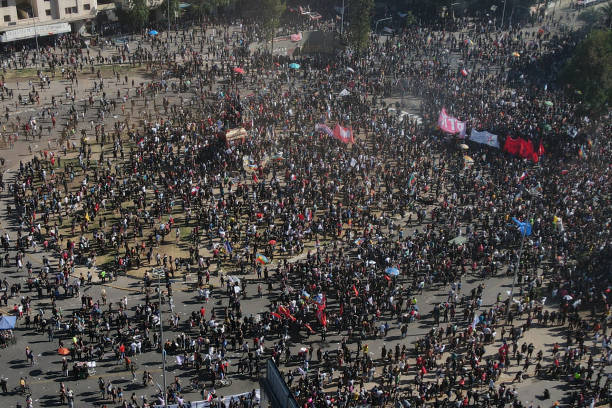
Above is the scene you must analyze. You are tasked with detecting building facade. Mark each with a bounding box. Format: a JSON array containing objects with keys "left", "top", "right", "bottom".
[{"left": 0, "top": 0, "right": 97, "bottom": 42}]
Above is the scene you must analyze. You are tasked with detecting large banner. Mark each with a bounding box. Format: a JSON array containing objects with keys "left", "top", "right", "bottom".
[
  {"left": 333, "top": 124, "right": 354, "bottom": 144},
  {"left": 315, "top": 123, "right": 354, "bottom": 144},
  {"left": 315, "top": 123, "right": 334, "bottom": 138},
  {"left": 438, "top": 108, "right": 466, "bottom": 137},
  {"left": 504, "top": 137, "right": 539, "bottom": 163},
  {"left": 469, "top": 129, "right": 500, "bottom": 148},
  {"left": 290, "top": 32, "right": 302, "bottom": 42}
]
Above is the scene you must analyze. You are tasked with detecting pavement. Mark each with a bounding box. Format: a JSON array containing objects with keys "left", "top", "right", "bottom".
[{"left": 0, "top": 2, "right": 608, "bottom": 407}]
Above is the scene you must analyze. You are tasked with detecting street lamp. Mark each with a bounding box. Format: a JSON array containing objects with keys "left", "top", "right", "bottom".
[
  {"left": 151, "top": 267, "right": 168, "bottom": 406},
  {"left": 500, "top": 0, "right": 508, "bottom": 30},
  {"left": 505, "top": 184, "right": 541, "bottom": 323},
  {"left": 340, "top": 0, "right": 345, "bottom": 35},
  {"left": 374, "top": 17, "right": 392, "bottom": 35}
]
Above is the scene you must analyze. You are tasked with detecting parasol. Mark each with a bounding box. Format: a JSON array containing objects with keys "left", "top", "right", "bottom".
[
  {"left": 448, "top": 236, "right": 468, "bottom": 245},
  {"left": 289, "top": 63, "right": 301, "bottom": 69},
  {"left": 58, "top": 347, "right": 70, "bottom": 356},
  {"left": 385, "top": 267, "right": 400, "bottom": 276},
  {"left": 233, "top": 67, "right": 245, "bottom": 74}
]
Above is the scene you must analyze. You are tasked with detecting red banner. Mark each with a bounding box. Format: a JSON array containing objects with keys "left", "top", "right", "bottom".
[{"left": 333, "top": 124, "right": 354, "bottom": 144}]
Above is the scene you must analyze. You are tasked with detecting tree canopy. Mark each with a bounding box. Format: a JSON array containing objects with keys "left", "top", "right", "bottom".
[
  {"left": 348, "top": 0, "right": 374, "bottom": 53},
  {"left": 128, "top": 0, "right": 150, "bottom": 30},
  {"left": 561, "top": 29, "right": 612, "bottom": 115}
]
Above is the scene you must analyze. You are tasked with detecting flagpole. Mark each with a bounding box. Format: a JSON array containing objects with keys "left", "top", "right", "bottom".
[{"left": 505, "top": 176, "right": 538, "bottom": 324}]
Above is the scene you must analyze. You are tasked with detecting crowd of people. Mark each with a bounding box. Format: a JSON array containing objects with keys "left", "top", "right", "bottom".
[{"left": 0, "top": 2, "right": 609, "bottom": 408}]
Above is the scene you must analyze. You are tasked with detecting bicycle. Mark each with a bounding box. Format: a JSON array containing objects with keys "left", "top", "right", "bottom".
[{"left": 214, "top": 378, "right": 232, "bottom": 388}]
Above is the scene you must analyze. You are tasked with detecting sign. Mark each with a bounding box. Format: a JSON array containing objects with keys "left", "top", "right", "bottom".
[
  {"left": 469, "top": 129, "right": 500, "bottom": 148},
  {"left": 438, "top": 108, "right": 466, "bottom": 137},
  {"left": 225, "top": 127, "right": 248, "bottom": 144},
  {"left": 1, "top": 22, "right": 71, "bottom": 42}
]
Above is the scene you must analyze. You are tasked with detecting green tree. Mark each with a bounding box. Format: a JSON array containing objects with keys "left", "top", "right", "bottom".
[
  {"left": 256, "top": 0, "right": 285, "bottom": 53},
  {"left": 348, "top": 0, "right": 374, "bottom": 53},
  {"left": 129, "top": 0, "right": 150, "bottom": 30},
  {"left": 158, "top": 0, "right": 179, "bottom": 24},
  {"left": 403, "top": 10, "right": 416, "bottom": 27},
  {"left": 561, "top": 29, "right": 612, "bottom": 115},
  {"left": 602, "top": 2, "right": 612, "bottom": 29}
]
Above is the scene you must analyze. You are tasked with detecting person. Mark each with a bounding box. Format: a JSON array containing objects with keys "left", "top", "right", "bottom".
[
  {"left": 0, "top": 377, "right": 7, "bottom": 394},
  {"left": 19, "top": 376, "right": 27, "bottom": 393}
]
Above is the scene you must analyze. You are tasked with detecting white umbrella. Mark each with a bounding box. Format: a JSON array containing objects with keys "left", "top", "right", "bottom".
[
  {"left": 563, "top": 295, "right": 573, "bottom": 301},
  {"left": 346, "top": 67, "right": 355, "bottom": 73}
]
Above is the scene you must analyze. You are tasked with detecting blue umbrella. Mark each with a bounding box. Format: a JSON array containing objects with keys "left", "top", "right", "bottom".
[
  {"left": 0, "top": 315, "right": 16, "bottom": 330},
  {"left": 149, "top": 30, "right": 159, "bottom": 36},
  {"left": 385, "top": 267, "right": 400, "bottom": 276},
  {"left": 289, "top": 63, "right": 300, "bottom": 69}
]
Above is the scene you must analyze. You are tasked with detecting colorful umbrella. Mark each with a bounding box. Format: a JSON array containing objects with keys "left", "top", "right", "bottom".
[
  {"left": 268, "top": 240, "right": 277, "bottom": 245},
  {"left": 58, "top": 347, "right": 70, "bottom": 356},
  {"left": 289, "top": 63, "right": 301, "bottom": 69},
  {"left": 255, "top": 254, "right": 270, "bottom": 264},
  {"left": 354, "top": 237, "right": 366, "bottom": 246},
  {"left": 149, "top": 30, "right": 159, "bottom": 36},
  {"left": 385, "top": 267, "right": 400, "bottom": 276},
  {"left": 233, "top": 67, "right": 245, "bottom": 74}
]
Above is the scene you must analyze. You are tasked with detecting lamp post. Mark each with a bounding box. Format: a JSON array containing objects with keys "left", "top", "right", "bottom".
[
  {"left": 501, "top": 0, "right": 508, "bottom": 30},
  {"left": 167, "top": 0, "right": 171, "bottom": 41},
  {"left": 152, "top": 267, "right": 168, "bottom": 406},
  {"left": 374, "top": 17, "right": 392, "bottom": 36},
  {"left": 340, "top": 0, "right": 344, "bottom": 35},
  {"left": 505, "top": 185, "right": 540, "bottom": 323}
]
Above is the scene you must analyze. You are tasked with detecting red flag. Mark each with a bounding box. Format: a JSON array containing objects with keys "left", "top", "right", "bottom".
[
  {"left": 252, "top": 173, "right": 259, "bottom": 183},
  {"left": 537, "top": 141, "right": 545, "bottom": 156},
  {"left": 352, "top": 285, "right": 359, "bottom": 297},
  {"left": 271, "top": 312, "right": 282, "bottom": 319},
  {"left": 278, "top": 306, "right": 290, "bottom": 318},
  {"left": 518, "top": 139, "right": 535, "bottom": 159},
  {"left": 503, "top": 137, "right": 521, "bottom": 155},
  {"left": 333, "top": 124, "right": 354, "bottom": 144},
  {"left": 304, "top": 323, "right": 315, "bottom": 333}
]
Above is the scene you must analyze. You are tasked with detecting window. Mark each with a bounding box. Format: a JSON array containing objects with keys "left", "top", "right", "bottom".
[
  {"left": 1, "top": 0, "right": 7, "bottom": 7},
  {"left": 83, "top": 3, "right": 90, "bottom": 10},
  {"left": 71, "top": 6, "right": 77, "bottom": 12},
  {"left": 65, "top": 7, "right": 71, "bottom": 13},
  {"left": 3, "top": 15, "right": 10, "bottom": 22},
  {"left": 45, "top": 9, "right": 51, "bottom": 15}
]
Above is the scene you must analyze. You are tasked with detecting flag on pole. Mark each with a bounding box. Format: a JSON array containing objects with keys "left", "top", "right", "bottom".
[{"left": 512, "top": 217, "right": 532, "bottom": 236}]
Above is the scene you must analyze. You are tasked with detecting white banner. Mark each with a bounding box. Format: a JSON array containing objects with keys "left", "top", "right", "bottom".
[{"left": 469, "top": 129, "right": 500, "bottom": 148}]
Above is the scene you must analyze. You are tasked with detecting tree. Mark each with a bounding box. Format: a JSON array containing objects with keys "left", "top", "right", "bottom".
[
  {"left": 158, "top": 0, "right": 179, "bottom": 25},
  {"left": 561, "top": 29, "right": 612, "bottom": 115},
  {"left": 129, "top": 0, "right": 150, "bottom": 31},
  {"left": 257, "top": 0, "right": 286, "bottom": 52},
  {"left": 348, "top": 0, "right": 374, "bottom": 53},
  {"left": 403, "top": 10, "right": 416, "bottom": 27},
  {"left": 602, "top": 2, "right": 612, "bottom": 29}
]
